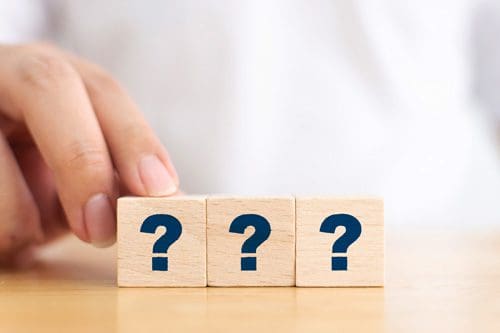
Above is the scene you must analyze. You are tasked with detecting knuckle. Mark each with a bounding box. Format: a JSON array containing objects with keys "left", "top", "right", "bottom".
[
  {"left": 17, "top": 52, "right": 76, "bottom": 89},
  {"left": 56, "top": 141, "right": 110, "bottom": 174}
]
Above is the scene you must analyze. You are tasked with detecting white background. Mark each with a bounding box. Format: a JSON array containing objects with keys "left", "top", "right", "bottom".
[{"left": 1, "top": 0, "right": 499, "bottom": 226}]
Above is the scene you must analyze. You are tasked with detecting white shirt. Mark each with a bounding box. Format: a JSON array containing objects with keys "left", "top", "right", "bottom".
[{"left": 1, "top": 0, "right": 499, "bottom": 226}]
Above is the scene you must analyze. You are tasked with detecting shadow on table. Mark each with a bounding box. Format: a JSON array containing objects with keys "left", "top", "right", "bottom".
[{"left": 0, "top": 235, "right": 116, "bottom": 286}]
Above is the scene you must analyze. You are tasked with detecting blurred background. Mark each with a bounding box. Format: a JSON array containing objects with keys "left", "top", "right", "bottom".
[{"left": 1, "top": 0, "right": 499, "bottom": 226}]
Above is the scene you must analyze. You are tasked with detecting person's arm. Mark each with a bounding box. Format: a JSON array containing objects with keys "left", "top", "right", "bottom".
[{"left": 0, "top": 42, "right": 179, "bottom": 265}]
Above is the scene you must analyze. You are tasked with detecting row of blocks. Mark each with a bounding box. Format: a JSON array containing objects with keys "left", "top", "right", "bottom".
[{"left": 118, "top": 196, "right": 384, "bottom": 287}]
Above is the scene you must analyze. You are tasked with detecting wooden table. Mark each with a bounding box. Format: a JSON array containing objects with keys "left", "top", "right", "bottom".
[{"left": 1, "top": 226, "right": 499, "bottom": 332}]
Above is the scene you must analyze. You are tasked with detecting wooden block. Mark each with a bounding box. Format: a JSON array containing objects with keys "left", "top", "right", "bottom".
[
  {"left": 207, "top": 197, "right": 295, "bottom": 286},
  {"left": 117, "top": 196, "right": 207, "bottom": 287},
  {"left": 296, "top": 197, "right": 384, "bottom": 287}
]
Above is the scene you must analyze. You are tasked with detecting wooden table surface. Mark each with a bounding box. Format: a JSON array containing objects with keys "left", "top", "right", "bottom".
[{"left": 1, "top": 226, "right": 499, "bottom": 333}]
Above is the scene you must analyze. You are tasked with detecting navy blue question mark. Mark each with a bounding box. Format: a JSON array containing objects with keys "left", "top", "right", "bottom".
[
  {"left": 320, "top": 213, "right": 362, "bottom": 271},
  {"left": 140, "top": 214, "right": 182, "bottom": 271},
  {"left": 229, "top": 214, "right": 271, "bottom": 271}
]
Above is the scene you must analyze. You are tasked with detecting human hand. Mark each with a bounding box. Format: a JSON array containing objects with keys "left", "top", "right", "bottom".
[{"left": 0, "top": 43, "right": 179, "bottom": 265}]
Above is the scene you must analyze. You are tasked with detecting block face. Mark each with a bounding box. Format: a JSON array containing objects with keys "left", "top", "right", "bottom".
[
  {"left": 207, "top": 197, "right": 295, "bottom": 286},
  {"left": 117, "top": 196, "right": 207, "bottom": 287},
  {"left": 296, "top": 197, "right": 384, "bottom": 287}
]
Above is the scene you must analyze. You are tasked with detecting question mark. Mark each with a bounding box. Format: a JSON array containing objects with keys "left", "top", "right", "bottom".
[
  {"left": 229, "top": 214, "right": 271, "bottom": 271},
  {"left": 140, "top": 214, "right": 182, "bottom": 271},
  {"left": 319, "top": 213, "right": 362, "bottom": 271}
]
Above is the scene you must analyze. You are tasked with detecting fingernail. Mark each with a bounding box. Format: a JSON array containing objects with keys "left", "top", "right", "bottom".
[
  {"left": 84, "top": 193, "right": 116, "bottom": 247},
  {"left": 138, "top": 155, "right": 177, "bottom": 196}
]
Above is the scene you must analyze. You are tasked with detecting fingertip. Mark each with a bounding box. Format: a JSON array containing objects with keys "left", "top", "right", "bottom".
[
  {"left": 83, "top": 193, "right": 116, "bottom": 246},
  {"left": 138, "top": 154, "right": 178, "bottom": 196}
]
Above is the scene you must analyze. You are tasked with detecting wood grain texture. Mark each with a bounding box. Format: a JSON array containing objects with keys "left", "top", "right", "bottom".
[
  {"left": 207, "top": 197, "right": 295, "bottom": 286},
  {"left": 296, "top": 197, "right": 384, "bottom": 286},
  {"left": 117, "top": 196, "right": 206, "bottom": 287},
  {"left": 2, "top": 226, "right": 499, "bottom": 332}
]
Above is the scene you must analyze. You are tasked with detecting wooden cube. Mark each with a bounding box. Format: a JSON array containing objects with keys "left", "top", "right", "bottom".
[
  {"left": 117, "top": 196, "right": 207, "bottom": 287},
  {"left": 207, "top": 197, "right": 295, "bottom": 286},
  {"left": 296, "top": 197, "right": 384, "bottom": 287}
]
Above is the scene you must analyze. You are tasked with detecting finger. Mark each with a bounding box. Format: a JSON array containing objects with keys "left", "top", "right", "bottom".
[
  {"left": 0, "top": 48, "right": 116, "bottom": 246},
  {"left": 68, "top": 56, "right": 179, "bottom": 197},
  {"left": 0, "top": 132, "right": 42, "bottom": 257},
  {"left": 0, "top": 245, "right": 37, "bottom": 269},
  {"left": 14, "top": 143, "right": 68, "bottom": 242}
]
